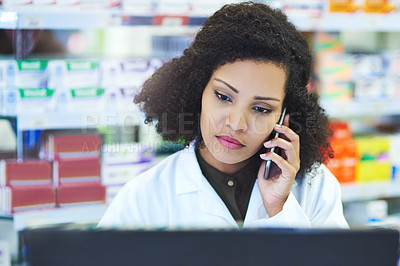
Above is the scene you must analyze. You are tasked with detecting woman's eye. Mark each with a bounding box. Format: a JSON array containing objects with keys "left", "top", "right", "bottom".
[
  {"left": 253, "top": 106, "right": 272, "bottom": 114},
  {"left": 214, "top": 91, "right": 231, "bottom": 102}
]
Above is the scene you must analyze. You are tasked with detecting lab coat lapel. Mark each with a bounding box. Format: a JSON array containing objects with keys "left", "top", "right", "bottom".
[
  {"left": 198, "top": 176, "right": 238, "bottom": 227},
  {"left": 175, "top": 145, "right": 237, "bottom": 227},
  {"left": 243, "top": 180, "right": 267, "bottom": 225}
]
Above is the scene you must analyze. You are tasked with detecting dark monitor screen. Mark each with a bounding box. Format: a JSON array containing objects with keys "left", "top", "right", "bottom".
[{"left": 21, "top": 227, "right": 399, "bottom": 266}]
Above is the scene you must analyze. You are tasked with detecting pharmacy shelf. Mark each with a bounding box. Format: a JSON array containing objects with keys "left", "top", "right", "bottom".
[
  {"left": 321, "top": 99, "right": 400, "bottom": 119},
  {"left": 0, "top": 10, "right": 207, "bottom": 29},
  {"left": 341, "top": 180, "right": 400, "bottom": 203},
  {"left": 17, "top": 110, "right": 144, "bottom": 130},
  {"left": 291, "top": 13, "right": 400, "bottom": 32},
  {"left": 0, "top": 204, "right": 108, "bottom": 231},
  {"left": 2, "top": 10, "right": 400, "bottom": 31}
]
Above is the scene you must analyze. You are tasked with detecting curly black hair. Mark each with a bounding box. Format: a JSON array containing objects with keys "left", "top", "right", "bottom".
[{"left": 134, "top": 1, "right": 333, "bottom": 176}]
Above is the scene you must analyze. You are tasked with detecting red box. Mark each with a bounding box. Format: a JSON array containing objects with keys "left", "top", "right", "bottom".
[
  {"left": 57, "top": 184, "right": 106, "bottom": 207},
  {"left": 43, "top": 134, "right": 102, "bottom": 160},
  {"left": 54, "top": 157, "right": 101, "bottom": 185},
  {"left": 1, "top": 160, "right": 52, "bottom": 187},
  {"left": 1, "top": 185, "right": 56, "bottom": 214}
]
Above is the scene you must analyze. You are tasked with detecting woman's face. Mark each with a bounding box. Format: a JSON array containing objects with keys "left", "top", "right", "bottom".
[{"left": 199, "top": 60, "right": 286, "bottom": 173}]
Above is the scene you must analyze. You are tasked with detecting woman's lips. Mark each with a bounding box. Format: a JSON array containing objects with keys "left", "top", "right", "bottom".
[{"left": 216, "top": 135, "right": 244, "bottom": 150}]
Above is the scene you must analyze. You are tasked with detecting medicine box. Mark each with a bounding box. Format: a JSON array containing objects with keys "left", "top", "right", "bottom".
[{"left": 0, "top": 160, "right": 52, "bottom": 187}]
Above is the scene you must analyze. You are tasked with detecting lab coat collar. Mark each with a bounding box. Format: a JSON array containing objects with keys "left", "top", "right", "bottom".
[
  {"left": 243, "top": 180, "right": 266, "bottom": 225},
  {"left": 175, "top": 144, "right": 203, "bottom": 195},
  {"left": 175, "top": 144, "right": 238, "bottom": 226}
]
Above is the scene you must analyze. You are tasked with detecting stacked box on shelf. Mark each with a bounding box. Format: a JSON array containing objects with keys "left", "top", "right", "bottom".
[
  {"left": 326, "top": 121, "right": 358, "bottom": 183},
  {"left": 3, "top": 0, "right": 121, "bottom": 10},
  {"left": 363, "top": 0, "right": 397, "bottom": 13},
  {"left": 355, "top": 136, "right": 392, "bottom": 182},
  {"left": 48, "top": 60, "right": 104, "bottom": 112},
  {"left": 102, "top": 143, "right": 155, "bottom": 203},
  {"left": 0, "top": 60, "right": 16, "bottom": 115},
  {"left": 15, "top": 60, "right": 56, "bottom": 114},
  {"left": 283, "top": 0, "right": 323, "bottom": 17},
  {"left": 100, "top": 58, "right": 163, "bottom": 112},
  {"left": 0, "top": 160, "right": 56, "bottom": 214},
  {"left": 328, "top": 0, "right": 361, "bottom": 13},
  {"left": 313, "top": 32, "right": 354, "bottom": 101},
  {"left": 352, "top": 54, "right": 388, "bottom": 100},
  {"left": 328, "top": 0, "right": 397, "bottom": 13},
  {"left": 0, "top": 59, "right": 59, "bottom": 115},
  {"left": 42, "top": 134, "right": 106, "bottom": 207}
]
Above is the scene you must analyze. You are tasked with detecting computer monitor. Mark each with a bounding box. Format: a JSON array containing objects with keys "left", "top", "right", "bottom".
[{"left": 21, "top": 227, "right": 399, "bottom": 266}]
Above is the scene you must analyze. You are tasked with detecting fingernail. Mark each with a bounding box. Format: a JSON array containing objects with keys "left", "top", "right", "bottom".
[
  {"left": 275, "top": 124, "right": 282, "bottom": 128},
  {"left": 259, "top": 153, "right": 267, "bottom": 159},
  {"left": 264, "top": 141, "right": 271, "bottom": 146}
]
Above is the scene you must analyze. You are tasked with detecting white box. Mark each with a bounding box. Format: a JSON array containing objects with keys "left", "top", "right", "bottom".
[
  {"left": 16, "top": 88, "right": 56, "bottom": 114},
  {"left": 102, "top": 161, "right": 153, "bottom": 185},
  {"left": 1, "top": 88, "right": 17, "bottom": 116},
  {"left": 3, "top": 0, "right": 33, "bottom": 9},
  {"left": 0, "top": 60, "right": 16, "bottom": 88},
  {"left": 79, "top": 0, "right": 120, "bottom": 9},
  {"left": 0, "top": 240, "right": 11, "bottom": 266},
  {"left": 117, "top": 59, "right": 161, "bottom": 88},
  {"left": 102, "top": 143, "right": 155, "bottom": 165},
  {"left": 155, "top": 0, "right": 191, "bottom": 14},
  {"left": 67, "top": 87, "right": 105, "bottom": 112},
  {"left": 122, "top": 0, "right": 155, "bottom": 13},
  {"left": 105, "top": 184, "right": 124, "bottom": 204},
  {"left": 15, "top": 60, "right": 48, "bottom": 88},
  {"left": 56, "top": 60, "right": 100, "bottom": 88}
]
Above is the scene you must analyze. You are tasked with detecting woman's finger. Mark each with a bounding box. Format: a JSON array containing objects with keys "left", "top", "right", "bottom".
[
  {"left": 259, "top": 151, "right": 297, "bottom": 180},
  {"left": 263, "top": 138, "right": 299, "bottom": 167},
  {"left": 272, "top": 124, "right": 300, "bottom": 152}
]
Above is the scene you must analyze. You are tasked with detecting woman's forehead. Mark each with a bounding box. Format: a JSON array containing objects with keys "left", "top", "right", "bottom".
[{"left": 209, "top": 60, "right": 286, "bottom": 98}]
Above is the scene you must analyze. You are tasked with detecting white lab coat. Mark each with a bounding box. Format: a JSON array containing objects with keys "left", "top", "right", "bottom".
[{"left": 98, "top": 144, "right": 349, "bottom": 229}]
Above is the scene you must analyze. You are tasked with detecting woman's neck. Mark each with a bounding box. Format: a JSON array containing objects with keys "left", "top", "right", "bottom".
[{"left": 198, "top": 145, "right": 250, "bottom": 176}]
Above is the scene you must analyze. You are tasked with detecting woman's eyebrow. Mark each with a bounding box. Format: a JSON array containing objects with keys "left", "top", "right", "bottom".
[
  {"left": 214, "top": 78, "right": 238, "bottom": 94},
  {"left": 254, "top": 96, "right": 280, "bottom": 101},
  {"left": 214, "top": 78, "right": 280, "bottom": 102}
]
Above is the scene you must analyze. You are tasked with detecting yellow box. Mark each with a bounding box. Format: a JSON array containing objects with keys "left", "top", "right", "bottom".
[
  {"left": 329, "top": 0, "right": 360, "bottom": 12},
  {"left": 356, "top": 161, "right": 391, "bottom": 182},
  {"left": 364, "top": 0, "right": 397, "bottom": 13}
]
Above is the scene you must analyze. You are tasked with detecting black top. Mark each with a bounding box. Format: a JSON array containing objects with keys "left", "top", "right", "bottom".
[{"left": 195, "top": 149, "right": 259, "bottom": 226}]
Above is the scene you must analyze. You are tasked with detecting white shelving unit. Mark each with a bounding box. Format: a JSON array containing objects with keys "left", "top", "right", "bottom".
[
  {"left": 0, "top": 10, "right": 208, "bottom": 29},
  {"left": 7, "top": 204, "right": 108, "bottom": 231},
  {"left": 1, "top": 10, "right": 400, "bottom": 31},
  {"left": 341, "top": 181, "right": 400, "bottom": 203},
  {"left": 17, "top": 109, "right": 143, "bottom": 131},
  {"left": 321, "top": 99, "right": 400, "bottom": 118},
  {"left": 291, "top": 13, "right": 400, "bottom": 32},
  {"left": 1, "top": 5, "right": 400, "bottom": 236}
]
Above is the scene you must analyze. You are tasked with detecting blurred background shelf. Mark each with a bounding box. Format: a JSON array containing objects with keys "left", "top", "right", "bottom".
[
  {"left": 2, "top": 10, "right": 400, "bottom": 31},
  {"left": 1, "top": 204, "right": 108, "bottom": 231},
  {"left": 292, "top": 13, "right": 400, "bottom": 32},
  {"left": 16, "top": 110, "right": 143, "bottom": 131},
  {"left": 341, "top": 181, "right": 400, "bottom": 203},
  {"left": 321, "top": 99, "right": 400, "bottom": 118}
]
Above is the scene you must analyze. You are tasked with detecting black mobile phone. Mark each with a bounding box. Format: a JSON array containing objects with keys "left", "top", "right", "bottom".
[{"left": 263, "top": 107, "right": 287, "bottom": 180}]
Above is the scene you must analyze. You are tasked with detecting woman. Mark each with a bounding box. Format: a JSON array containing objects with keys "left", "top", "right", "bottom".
[{"left": 98, "top": 2, "right": 349, "bottom": 229}]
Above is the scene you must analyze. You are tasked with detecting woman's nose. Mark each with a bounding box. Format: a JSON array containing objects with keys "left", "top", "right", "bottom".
[{"left": 225, "top": 109, "right": 248, "bottom": 132}]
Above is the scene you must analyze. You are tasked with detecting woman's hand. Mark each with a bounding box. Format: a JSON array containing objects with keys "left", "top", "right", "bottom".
[{"left": 257, "top": 114, "right": 301, "bottom": 217}]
